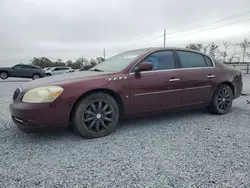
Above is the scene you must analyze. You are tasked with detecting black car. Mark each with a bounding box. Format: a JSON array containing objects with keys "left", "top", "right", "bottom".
[{"left": 0, "top": 64, "right": 45, "bottom": 80}]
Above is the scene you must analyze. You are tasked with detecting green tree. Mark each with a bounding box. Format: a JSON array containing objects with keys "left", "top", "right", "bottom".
[
  {"left": 30, "top": 57, "right": 53, "bottom": 68},
  {"left": 96, "top": 57, "right": 105, "bottom": 64},
  {"left": 186, "top": 43, "right": 203, "bottom": 51},
  {"left": 66, "top": 60, "right": 73, "bottom": 67},
  {"left": 72, "top": 61, "right": 82, "bottom": 69},
  {"left": 54, "top": 59, "right": 66, "bottom": 67},
  {"left": 90, "top": 59, "right": 97, "bottom": 66},
  {"left": 75, "top": 58, "right": 88, "bottom": 66}
]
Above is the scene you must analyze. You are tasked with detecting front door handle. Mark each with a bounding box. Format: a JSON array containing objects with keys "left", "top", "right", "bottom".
[
  {"left": 169, "top": 78, "right": 180, "bottom": 82},
  {"left": 207, "top": 74, "right": 215, "bottom": 78}
]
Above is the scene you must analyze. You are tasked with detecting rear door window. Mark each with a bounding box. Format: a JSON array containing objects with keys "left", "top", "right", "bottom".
[
  {"left": 61, "top": 67, "right": 69, "bottom": 70},
  {"left": 177, "top": 51, "right": 207, "bottom": 68},
  {"left": 204, "top": 56, "right": 214, "bottom": 67},
  {"left": 14, "top": 65, "right": 22, "bottom": 69}
]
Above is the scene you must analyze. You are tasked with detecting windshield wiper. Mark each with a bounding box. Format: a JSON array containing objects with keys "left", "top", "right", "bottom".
[{"left": 90, "top": 69, "right": 104, "bottom": 72}]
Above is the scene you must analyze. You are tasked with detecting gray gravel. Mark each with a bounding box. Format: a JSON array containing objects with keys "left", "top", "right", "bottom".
[{"left": 0, "top": 76, "right": 250, "bottom": 188}]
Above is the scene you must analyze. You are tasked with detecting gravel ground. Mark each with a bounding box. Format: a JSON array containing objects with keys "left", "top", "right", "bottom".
[{"left": 0, "top": 76, "right": 250, "bottom": 188}]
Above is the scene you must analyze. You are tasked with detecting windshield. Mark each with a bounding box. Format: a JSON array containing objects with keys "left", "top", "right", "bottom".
[
  {"left": 44, "top": 68, "right": 51, "bottom": 71},
  {"left": 89, "top": 50, "right": 147, "bottom": 72}
]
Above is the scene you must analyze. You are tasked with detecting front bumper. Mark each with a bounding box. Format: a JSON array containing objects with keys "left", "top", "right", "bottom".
[
  {"left": 9, "top": 95, "right": 70, "bottom": 133},
  {"left": 41, "top": 73, "right": 45, "bottom": 78}
]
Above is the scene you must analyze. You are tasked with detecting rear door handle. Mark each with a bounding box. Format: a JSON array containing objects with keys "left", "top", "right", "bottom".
[
  {"left": 207, "top": 74, "right": 215, "bottom": 78},
  {"left": 169, "top": 78, "right": 180, "bottom": 82}
]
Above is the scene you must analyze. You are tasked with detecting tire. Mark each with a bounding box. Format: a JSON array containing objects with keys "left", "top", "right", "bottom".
[
  {"left": 208, "top": 84, "right": 233, "bottom": 115},
  {"left": 32, "top": 74, "right": 40, "bottom": 80},
  {"left": 72, "top": 92, "right": 120, "bottom": 139},
  {"left": 45, "top": 73, "right": 51, "bottom": 76},
  {"left": 0, "top": 72, "right": 9, "bottom": 80}
]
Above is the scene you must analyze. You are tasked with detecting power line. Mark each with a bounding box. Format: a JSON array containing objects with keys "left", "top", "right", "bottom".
[
  {"left": 129, "top": 36, "right": 163, "bottom": 47},
  {"left": 166, "top": 18, "right": 250, "bottom": 40},
  {"left": 118, "top": 9, "right": 250, "bottom": 49},
  {"left": 120, "top": 34, "right": 163, "bottom": 48},
  {"left": 167, "top": 9, "right": 250, "bottom": 35},
  {"left": 134, "top": 24, "right": 250, "bottom": 49},
  {"left": 131, "top": 18, "right": 250, "bottom": 48}
]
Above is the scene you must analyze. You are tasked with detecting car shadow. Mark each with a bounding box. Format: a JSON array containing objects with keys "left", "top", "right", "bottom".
[
  {"left": 23, "top": 109, "right": 209, "bottom": 141},
  {"left": 117, "top": 109, "right": 209, "bottom": 130},
  {"left": 17, "top": 104, "right": 249, "bottom": 142},
  {"left": 0, "top": 80, "right": 30, "bottom": 83}
]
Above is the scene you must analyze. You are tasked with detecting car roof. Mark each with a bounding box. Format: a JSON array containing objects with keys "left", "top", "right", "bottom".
[
  {"left": 15, "top": 64, "right": 40, "bottom": 68},
  {"left": 54, "top": 66, "right": 70, "bottom": 68},
  {"left": 126, "top": 47, "right": 211, "bottom": 57}
]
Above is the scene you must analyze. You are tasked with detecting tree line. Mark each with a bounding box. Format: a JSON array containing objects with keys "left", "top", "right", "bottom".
[
  {"left": 185, "top": 38, "right": 250, "bottom": 63},
  {"left": 29, "top": 38, "right": 250, "bottom": 70},
  {"left": 30, "top": 57, "right": 105, "bottom": 70}
]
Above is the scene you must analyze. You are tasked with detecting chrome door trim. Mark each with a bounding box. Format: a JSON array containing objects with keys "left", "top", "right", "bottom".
[
  {"left": 183, "top": 86, "right": 211, "bottom": 90},
  {"left": 129, "top": 67, "right": 216, "bottom": 75},
  {"left": 129, "top": 50, "right": 216, "bottom": 74},
  {"left": 134, "top": 85, "right": 211, "bottom": 96},
  {"left": 134, "top": 89, "right": 182, "bottom": 96}
]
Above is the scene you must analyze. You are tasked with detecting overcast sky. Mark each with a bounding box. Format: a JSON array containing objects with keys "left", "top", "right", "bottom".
[{"left": 1, "top": 0, "right": 250, "bottom": 66}]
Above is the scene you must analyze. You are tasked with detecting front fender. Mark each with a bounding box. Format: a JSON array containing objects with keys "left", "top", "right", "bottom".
[{"left": 60, "top": 75, "right": 130, "bottom": 114}]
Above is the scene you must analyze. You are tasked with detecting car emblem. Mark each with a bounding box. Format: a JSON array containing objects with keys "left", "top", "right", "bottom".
[{"left": 106, "top": 76, "right": 127, "bottom": 81}]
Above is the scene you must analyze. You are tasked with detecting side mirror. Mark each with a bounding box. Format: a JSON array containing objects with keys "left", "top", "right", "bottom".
[{"left": 135, "top": 62, "right": 153, "bottom": 73}]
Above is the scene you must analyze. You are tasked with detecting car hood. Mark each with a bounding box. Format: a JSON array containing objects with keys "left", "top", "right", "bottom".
[
  {"left": 0, "top": 67, "right": 11, "bottom": 70},
  {"left": 19, "top": 71, "right": 114, "bottom": 93}
]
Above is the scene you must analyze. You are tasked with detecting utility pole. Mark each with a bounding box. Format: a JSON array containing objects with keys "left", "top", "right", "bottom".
[
  {"left": 164, "top": 29, "right": 166, "bottom": 47},
  {"left": 81, "top": 54, "right": 85, "bottom": 67},
  {"left": 103, "top": 48, "right": 106, "bottom": 60}
]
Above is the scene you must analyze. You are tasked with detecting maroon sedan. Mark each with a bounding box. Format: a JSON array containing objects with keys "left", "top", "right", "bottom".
[{"left": 10, "top": 47, "right": 243, "bottom": 138}]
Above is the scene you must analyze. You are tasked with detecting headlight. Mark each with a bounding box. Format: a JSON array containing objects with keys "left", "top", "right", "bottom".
[{"left": 22, "top": 86, "right": 64, "bottom": 103}]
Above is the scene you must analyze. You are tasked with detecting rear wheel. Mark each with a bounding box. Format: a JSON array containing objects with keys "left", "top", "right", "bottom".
[
  {"left": 32, "top": 74, "right": 40, "bottom": 80},
  {"left": 72, "top": 93, "right": 119, "bottom": 139},
  {"left": 208, "top": 84, "right": 233, "bottom": 115},
  {"left": 0, "top": 72, "right": 8, "bottom": 80}
]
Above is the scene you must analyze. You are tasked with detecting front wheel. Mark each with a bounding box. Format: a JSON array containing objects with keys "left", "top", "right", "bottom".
[
  {"left": 0, "top": 72, "right": 8, "bottom": 80},
  {"left": 208, "top": 84, "right": 233, "bottom": 115},
  {"left": 72, "top": 93, "right": 119, "bottom": 139},
  {"left": 32, "top": 74, "right": 40, "bottom": 80}
]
